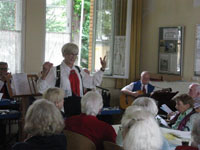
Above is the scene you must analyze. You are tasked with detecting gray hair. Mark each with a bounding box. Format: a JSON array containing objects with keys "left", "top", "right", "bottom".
[
  {"left": 132, "top": 97, "right": 158, "bottom": 116},
  {"left": 61, "top": 43, "right": 79, "bottom": 56},
  {"left": 81, "top": 91, "right": 103, "bottom": 116},
  {"left": 189, "top": 83, "right": 200, "bottom": 97},
  {"left": 192, "top": 117, "right": 200, "bottom": 145},
  {"left": 43, "top": 87, "right": 65, "bottom": 104},
  {"left": 122, "top": 108, "right": 163, "bottom": 150},
  {"left": 24, "top": 99, "right": 64, "bottom": 136},
  {"left": 141, "top": 71, "right": 149, "bottom": 77}
]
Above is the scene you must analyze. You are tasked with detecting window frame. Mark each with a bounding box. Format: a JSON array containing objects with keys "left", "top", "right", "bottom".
[
  {"left": 0, "top": 0, "right": 25, "bottom": 73},
  {"left": 91, "top": 0, "right": 132, "bottom": 79}
]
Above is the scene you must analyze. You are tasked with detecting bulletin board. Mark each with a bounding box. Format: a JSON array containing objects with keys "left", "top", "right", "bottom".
[{"left": 158, "top": 26, "right": 184, "bottom": 75}]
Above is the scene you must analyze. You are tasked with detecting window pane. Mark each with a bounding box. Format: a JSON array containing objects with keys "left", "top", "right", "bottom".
[
  {"left": 0, "top": 0, "right": 22, "bottom": 73},
  {"left": 45, "top": 0, "right": 71, "bottom": 66},
  {"left": 93, "top": 0, "right": 113, "bottom": 73}
]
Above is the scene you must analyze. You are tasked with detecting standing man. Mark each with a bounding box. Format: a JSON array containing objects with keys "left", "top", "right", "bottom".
[
  {"left": 121, "top": 71, "right": 155, "bottom": 97},
  {"left": 37, "top": 43, "right": 106, "bottom": 117},
  {"left": 0, "top": 62, "right": 12, "bottom": 99}
]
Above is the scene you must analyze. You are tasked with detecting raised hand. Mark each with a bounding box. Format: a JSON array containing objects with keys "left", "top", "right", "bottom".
[
  {"left": 41, "top": 62, "right": 53, "bottom": 80},
  {"left": 0, "top": 72, "right": 12, "bottom": 82},
  {"left": 100, "top": 56, "right": 106, "bottom": 71}
]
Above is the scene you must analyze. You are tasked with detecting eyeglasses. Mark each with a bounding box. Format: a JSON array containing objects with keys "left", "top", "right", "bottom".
[
  {"left": 68, "top": 53, "right": 78, "bottom": 57},
  {"left": 0, "top": 68, "right": 8, "bottom": 71}
]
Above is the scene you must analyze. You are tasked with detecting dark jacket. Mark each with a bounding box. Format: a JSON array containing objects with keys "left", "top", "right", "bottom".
[{"left": 12, "top": 133, "right": 67, "bottom": 150}]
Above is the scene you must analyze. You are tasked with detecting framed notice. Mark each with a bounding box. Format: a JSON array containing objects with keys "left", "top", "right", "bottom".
[
  {"left": 158, "top": 26, "right": 184, "bottom": 75},
  {"left": 194, "top": 24, "right": 200, "bottom": 75}
]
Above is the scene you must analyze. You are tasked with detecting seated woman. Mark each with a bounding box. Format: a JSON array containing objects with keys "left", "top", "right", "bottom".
[
  {"left": 65, "top": 91, "right": 116, "bottom": 150},
  {"left": 122, "top": 106, "right": 163, "bottom": 150},
  {"left": 175, "top": 116, "right": 200, "bottom": 150},
  {"left": 43, "top": 87, "right": 65, "bottom": 117},
  {"left": 116, "top": 97, "right": 170, "bottom": 150},
  {"left": 170, "top": 94, "right": 196, "bottom": 131},
  {"left": 12, "top": 99, "right": 66, "bottom": 150}
]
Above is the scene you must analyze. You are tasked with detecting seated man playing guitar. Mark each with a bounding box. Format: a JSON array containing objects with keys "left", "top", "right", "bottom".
[
  {"left": 121, "top": 71, "right": 155, "bottom": 97},
  {"left": 120, "top": 71, "right": 155, "bottom": 109}
]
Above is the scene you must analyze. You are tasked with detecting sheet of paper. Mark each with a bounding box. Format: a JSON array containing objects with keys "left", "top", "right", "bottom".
[
  {"left": 112, "top": 124, "right": 121, "bottom": 134},
  {"left": 156, "top": 115, "right": 169, "bottom": 128},
  {"left": 160, "top": 104, "right": 173, "bottom": 114},
  {"left": 0, "top": 80, "right": 4, "bottom": 90},
  {"left": 12, "top": 73, "right": 31, "bottom": 95},
  {"left": 0, "top": 93, "right": 3, "bottom": 100},
  {"left": 160, "top": 127, "right": 191, "bottom": 140},
  {"left": 160, "top": 127, "right": 191, "bottom": 146}
]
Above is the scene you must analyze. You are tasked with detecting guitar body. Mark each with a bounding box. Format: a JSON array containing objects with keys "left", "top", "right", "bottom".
[{"left": 119, "top": 94, "right": 135, "bottom": 109}]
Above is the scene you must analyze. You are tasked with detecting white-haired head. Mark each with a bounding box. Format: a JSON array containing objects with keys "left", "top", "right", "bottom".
[
  {"left": 188, "top": 83, "right": 200, "bottom": 99},
  {"left": 140, "top": 71, "right": 150, "bottom": 85},
  {"left": 24, "top": 99, "right": 64, "bottom": 136},
  {"left": 132, "top": 97, "right": 158, "bottom": 116},
  {"left": 81, "top": 91, "right": 103, "bottom": 116},
  {"left": 122, "top": 108, "right": 163, "bottom": 150},
  {"left": 61, "top": 43, "right": 79, "bottom": 57}
]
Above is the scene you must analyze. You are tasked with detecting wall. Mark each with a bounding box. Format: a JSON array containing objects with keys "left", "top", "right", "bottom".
[
  {"left": 24, "top": 0, "right": 200, "bottom": 106},
  {"left": 141, "top": 0, "right": 200, "bottom": 81},
  {"left": 24, "top": 0, "right": 45, "bottom": 73}
]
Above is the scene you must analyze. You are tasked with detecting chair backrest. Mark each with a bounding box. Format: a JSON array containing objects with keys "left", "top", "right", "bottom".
[
  {"left": 63, "top": 130, "right": 96, "bottom": 150},
  {"left": 103, "top": 141, "right": 124, "bottom": 150},
  {"left": 6, "top": 74, "right": 40, "bottom": 98},
  {"left": 27, "top": 74, "right": 39, "bottom": 95}
]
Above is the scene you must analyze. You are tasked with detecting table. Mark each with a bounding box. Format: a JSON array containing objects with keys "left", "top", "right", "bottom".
[{"left": 160, "top": 127, "right": 191, "bottom": 146}]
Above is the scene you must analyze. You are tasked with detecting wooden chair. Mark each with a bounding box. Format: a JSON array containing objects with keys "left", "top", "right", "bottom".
[
  {"left": 103, "top": 141, "right": 124, "bottom": 150},
  {"left": 27, "top": 74, "right": 39, "bottom": 95},
  {"left": 6, "top": 73, "right": 41, "bottom": 141},
  {"left": 63, "top": 130, "right": 96, "bottom": 150}
]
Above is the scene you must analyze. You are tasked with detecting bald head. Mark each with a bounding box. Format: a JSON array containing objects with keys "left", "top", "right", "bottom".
[
  {"left": 188, "top": 83, "right": 200, "bottom": 99},
  {"left": 141, "top": 71, "right": 150, "bottom": 85}
]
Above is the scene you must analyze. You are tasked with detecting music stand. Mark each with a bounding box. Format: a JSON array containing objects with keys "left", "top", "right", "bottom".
[{"left": 150, "top": 91, "right": 178, "bottom": 114}]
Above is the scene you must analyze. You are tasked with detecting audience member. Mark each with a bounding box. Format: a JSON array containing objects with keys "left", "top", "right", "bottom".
[
  {"left": 37, "top": 43, "right": 106, "bottom": 117},
  {"left": 191, "top": 117, "right": 200, "bottom": 148},
  {"left": 12, "top": 99, "right": 66, "bottom": 150},
  {"left": 116, "top": 97, "right": 170, "bottom": 150},
  {"left": 188, "top": 83, "right": 200, "bottom": 100},
  {"left": 121, "top": 106, "right": 163, "bottom": 150},
  {"left": 170, "top": 94, "right": 197, "bottom": 131},
  {"left": 43, "top": 87, "right": 65, "bottom": 117},
  {"left": 175, "top": 116, "right": 200, "bottom": 150},
  {"left": 0, "top": 62, "right": 12, "bottom": 99},
  {"left": 65, "top": 91, "right": 116, "bottom": 150},
  {"left": 194, "top": 100, "right": 200, "bottom": 113},
  {"left": 121, "top": 71, "right": 154, "bottom": 97}
]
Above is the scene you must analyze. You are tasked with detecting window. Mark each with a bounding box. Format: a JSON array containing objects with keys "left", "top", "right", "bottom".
[
  {"left": 0, "top": 0, "right": 24, "bottom": 73},
  {"left": 45, "top": 0, "right": 72, "bottom": 66},
  {"left": 91, "top": 0, "right": 132, "bottom": 78}
]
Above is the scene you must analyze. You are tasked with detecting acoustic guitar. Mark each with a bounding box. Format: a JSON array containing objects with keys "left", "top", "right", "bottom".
[
  {"left": 119, "top": 88, "right": 173, "bottom": 109},
  {"left": 119, "top": 94, "right": 135, "bottom": 109},
  {"left": 119, "top": 90, "right": 145, "bottom": 109}
]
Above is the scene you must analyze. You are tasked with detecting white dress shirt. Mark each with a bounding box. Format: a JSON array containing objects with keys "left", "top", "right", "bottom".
[
  {"left": 37, "top": 61, "right": 104, "bottom": 97},
  {"left": 121, "top": 81, "right": 148, "bottom": 92}
]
